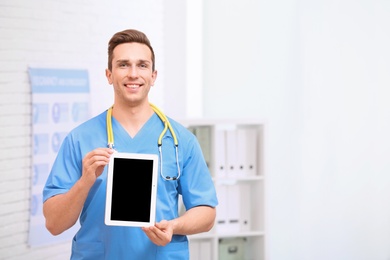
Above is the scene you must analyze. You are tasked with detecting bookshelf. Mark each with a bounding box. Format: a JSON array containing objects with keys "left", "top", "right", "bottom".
[{"left": 179, "top": 119, "right": 265, "bottom": 260}]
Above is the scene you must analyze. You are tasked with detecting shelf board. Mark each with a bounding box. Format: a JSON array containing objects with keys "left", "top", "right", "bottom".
[
  {"left": 188, "top": 230, "right": 265, "bottom": 240},
  {"left": 178, "top": 118, "right": 265, "bottom": 127},
  {"left": 213, "top": 175, "right": 264, "bottom": 184}
]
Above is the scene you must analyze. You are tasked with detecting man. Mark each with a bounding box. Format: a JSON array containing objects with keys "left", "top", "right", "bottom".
[{"left": 43, "top": 29, "right": 218, "bottom": 259}]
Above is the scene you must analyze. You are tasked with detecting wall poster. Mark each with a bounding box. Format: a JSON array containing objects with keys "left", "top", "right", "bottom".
[{"left": 28, "top": 68, "right": 90, "bottom": 247}]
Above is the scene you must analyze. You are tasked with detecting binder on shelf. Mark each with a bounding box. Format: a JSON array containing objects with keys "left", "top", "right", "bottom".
[
  {"left": 237, "top": 128, "right": 258, "bottom": 177},
  {"left": 226, "top": 185, "right": 240, "bottom": 233},
  {"left": 239, "top": 183, "right": 251, "bottom": 232},
  {"left": 225, "top": 129, "right": 238, "bottom": 178},
  {"left": 217, "top": 183, "right": 252, "bottom": 233},
  {"left": 214, "top": 129, "right": 227, "bottom": 178},
  {"left": 215, "top": 185, "right": 228, "bottom": 232}
]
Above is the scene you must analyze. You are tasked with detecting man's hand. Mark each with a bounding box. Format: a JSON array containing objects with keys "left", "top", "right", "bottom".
[
  {"left": 81, "top": 148, "right": 114, "bottom": 185},
  {"left": 141, "top": 206, "right": 215, "bottom": 246},
  {"left": 142, "top": 220, "right": 174, "bottom": 246}
]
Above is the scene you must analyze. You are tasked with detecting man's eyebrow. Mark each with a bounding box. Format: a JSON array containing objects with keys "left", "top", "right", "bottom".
[
  {"left": 115, "top": 59, "right": 129, "bottom": 63},
  {"left": 115, "top": 59, "right": 151, "bottom": 64}
]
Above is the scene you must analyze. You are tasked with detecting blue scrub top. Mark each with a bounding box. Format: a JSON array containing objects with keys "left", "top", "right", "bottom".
[{"left": 43, "top": 110, "right": 218, "bottom": 260}]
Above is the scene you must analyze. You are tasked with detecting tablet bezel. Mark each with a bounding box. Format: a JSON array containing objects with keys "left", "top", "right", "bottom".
[{"left": 105, "top": 152, "right": 159, "bottom": 227}]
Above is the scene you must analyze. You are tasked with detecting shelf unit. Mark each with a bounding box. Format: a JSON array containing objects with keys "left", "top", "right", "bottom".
[{"left": 179, "top": 119, "right": 265, "bottom": 260}]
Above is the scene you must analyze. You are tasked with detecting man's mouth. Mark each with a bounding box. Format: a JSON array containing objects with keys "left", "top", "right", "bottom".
[{"left": 125, "top": 84, "right": 140, "bottom": 89}]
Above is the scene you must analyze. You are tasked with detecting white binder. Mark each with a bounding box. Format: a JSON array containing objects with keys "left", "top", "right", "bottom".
[
  {"left": 226, "top": 184, "right": 240, "bottom": 233},
  {"left": 218, "top": 183, "right": 252, "bottom": 233},
  {"left": 214, "top": 129, "right": 227, "bottom": 178},
  {"left": 225, "top": 129, "right": 238, "bottom": 178},
  {"left": 237, "top": 128, "right": 258, "bottom": 176},
  {"left": 215, "top": 185, "right": 229, "bottom": 232},
  {"left": 239, "top": 183, "right": 251, "bottom": 232}
]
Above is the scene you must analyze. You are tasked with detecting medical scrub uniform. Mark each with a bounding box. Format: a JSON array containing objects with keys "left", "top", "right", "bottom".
[{"left": 43, "top": 110, "right": 218, "bottom": 260}]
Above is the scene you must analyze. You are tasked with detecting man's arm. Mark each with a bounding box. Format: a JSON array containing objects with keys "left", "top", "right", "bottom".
[
  {"left": 142, "top": 205, "right": 216, "bottom": 246},
  {"left": 43, "top": 178, "right": 93, "bottom": 235},
  {"left": 171, "top": 205, "right": 216, "bottom": 235},
  {"left": 43, "top": 148, "right": 113, "bottom": 235}
]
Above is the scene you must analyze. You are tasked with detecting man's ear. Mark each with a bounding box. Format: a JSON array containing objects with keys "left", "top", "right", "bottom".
[
  {"left": 105, "top": 69, "right": 112, "bottom": 84},
  {"left": 151, "top": 70, "right": 158, "bottom": 86}
]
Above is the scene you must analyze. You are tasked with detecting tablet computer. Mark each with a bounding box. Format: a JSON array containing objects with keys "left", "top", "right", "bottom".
[{"left": 105, "top": 152, "right": 159, "bottom": 227}]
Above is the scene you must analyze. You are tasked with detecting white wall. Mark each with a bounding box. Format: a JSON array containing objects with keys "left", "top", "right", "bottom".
[
  {"left": 297, "top": 1, "right": 390, "bottom": 259},
  {"left": 203, "top": 1, "right": 304, "bottom": 259},
  {"left": 161, "top": 0, "right": 187, "bottom": 119},
  {"left": 202, "top": 0, "right": 390, "bottom": 259}
]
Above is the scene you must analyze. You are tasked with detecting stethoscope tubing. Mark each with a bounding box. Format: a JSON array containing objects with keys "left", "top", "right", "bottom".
[{"left": 106, "top": 103, "right": 181, "bottom": 180}]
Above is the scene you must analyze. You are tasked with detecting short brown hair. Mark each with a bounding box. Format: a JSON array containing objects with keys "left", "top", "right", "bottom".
[{"left": 107, "top": 29, "right": 155, "bottom": 71}]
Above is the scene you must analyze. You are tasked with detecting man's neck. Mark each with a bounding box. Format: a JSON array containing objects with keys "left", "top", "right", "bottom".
[{"left": 111, "top": 102, "right": 154, "bottom": 138}]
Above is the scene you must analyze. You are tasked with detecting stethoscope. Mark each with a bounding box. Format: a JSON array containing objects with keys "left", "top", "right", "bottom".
[{"left": 106, "top": 103, "right": 181, "bottom": 180}]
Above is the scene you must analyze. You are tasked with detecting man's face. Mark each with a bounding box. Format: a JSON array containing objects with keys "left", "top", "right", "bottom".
[{"left": 106, "top": 42, "right": 157, "bottom": 107}]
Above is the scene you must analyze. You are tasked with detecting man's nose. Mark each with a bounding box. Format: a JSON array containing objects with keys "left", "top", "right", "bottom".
[{"left": 127, "top": 66, "right": 138, "bottom": 77}]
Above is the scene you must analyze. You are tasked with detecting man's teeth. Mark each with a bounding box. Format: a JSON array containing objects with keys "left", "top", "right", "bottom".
[{"left": 127, "top": 84, "right": 139, "bottom": 89}]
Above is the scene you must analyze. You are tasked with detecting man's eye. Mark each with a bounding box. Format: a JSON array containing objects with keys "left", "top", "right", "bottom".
[
  {"left": 119, "top": 63, "right": 128, "bottom": 67},
  {"left": 139, "top": 64, "right": 147, "bottom": 68}
]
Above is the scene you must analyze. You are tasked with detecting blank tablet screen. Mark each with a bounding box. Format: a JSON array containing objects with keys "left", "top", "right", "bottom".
[{"left": 105, "top": 153, "right": 158, "bottom": 227}]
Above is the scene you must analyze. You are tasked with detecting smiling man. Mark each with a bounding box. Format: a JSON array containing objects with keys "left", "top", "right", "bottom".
[{"left": 42, "top": 29, "right": 218, "bottom": 260}]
